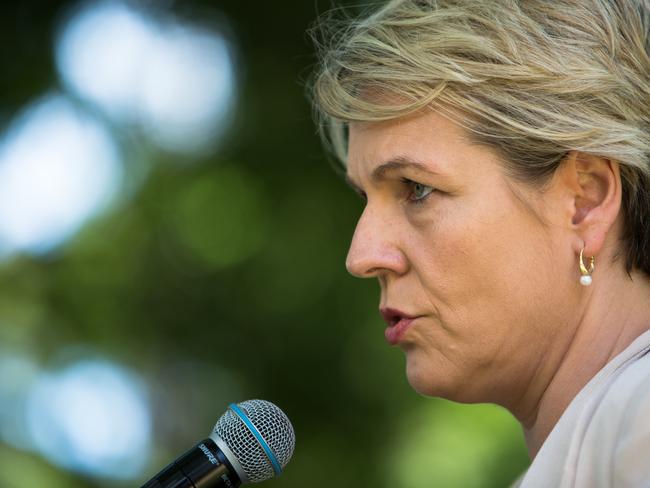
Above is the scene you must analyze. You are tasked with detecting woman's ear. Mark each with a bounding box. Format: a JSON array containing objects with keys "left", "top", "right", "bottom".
[{"left": 555, "top": 151, "right": 622, "bottom": 256}]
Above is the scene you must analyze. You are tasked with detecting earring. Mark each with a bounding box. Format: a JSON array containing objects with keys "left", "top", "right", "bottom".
[{"left": 579, "top": 248, "right": 595, "bottom": 286}]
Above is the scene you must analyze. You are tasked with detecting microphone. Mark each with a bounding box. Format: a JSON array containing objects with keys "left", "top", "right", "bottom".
[{"left": 141, "top": 399, "right": 295, "bottom": 488}]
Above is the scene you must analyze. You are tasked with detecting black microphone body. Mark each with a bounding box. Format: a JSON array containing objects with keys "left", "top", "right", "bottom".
[{"left": 142, "top": 438, "right": 241, "bottom": 488}]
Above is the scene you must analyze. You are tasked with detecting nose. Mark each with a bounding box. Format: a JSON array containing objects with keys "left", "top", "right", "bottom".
[{"left": 345, "top": 205, "right": 408, "bottom": 278}]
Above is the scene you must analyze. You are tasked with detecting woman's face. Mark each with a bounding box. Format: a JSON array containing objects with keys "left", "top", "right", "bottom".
[{"left": 346, "top": 110, "right": 578, "bottom": 407}]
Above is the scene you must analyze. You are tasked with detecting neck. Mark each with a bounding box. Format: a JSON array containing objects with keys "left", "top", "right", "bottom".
[{"left": 518, "top": 268, "right": 650, "bottom": 458}]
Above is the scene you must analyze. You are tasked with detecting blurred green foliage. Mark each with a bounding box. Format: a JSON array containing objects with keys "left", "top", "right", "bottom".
[{"left": 0, "top": 1, "right": 529, "bottom": 487}]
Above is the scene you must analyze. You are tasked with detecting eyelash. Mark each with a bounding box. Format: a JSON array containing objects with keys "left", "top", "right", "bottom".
[
  {"left": 402, "top": 178, "right": 435, "bottom": 205},
  {"left": 352, "top": 179, "right": 435, "bottom": 205}
]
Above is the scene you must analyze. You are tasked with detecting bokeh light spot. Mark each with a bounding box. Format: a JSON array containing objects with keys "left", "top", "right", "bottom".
[
  {"left": 56, "top": 0, "right": 237, "bottom": 155},
  {"left": 55, "top": 0, "right": 157, "bottom": 122},
  {"left": 26, "top": 358, "right": 151, "bottom": 480},
  {"left": 0, "top": 94, "right": 122, "bottom": 256},
  {"left": 139, "top": 24, "right": 236, "bottom": 154}
]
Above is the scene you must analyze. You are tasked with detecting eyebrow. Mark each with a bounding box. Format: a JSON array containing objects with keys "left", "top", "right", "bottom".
[{"left": 345, "top": 156, "right": 440, "bottom": 193}]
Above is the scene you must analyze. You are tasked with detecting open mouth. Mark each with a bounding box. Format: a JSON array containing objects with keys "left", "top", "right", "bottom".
[
  {"left": 380, "top": 308, "right": 415, "bottom": 327},
  {"left": 379, "top": 308, "right": 422, "bottom": 345}
]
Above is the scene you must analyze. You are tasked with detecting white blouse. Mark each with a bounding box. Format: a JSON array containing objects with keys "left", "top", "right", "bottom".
[{"left": 516, "top": 330, "right": 650, "bottom": 488}]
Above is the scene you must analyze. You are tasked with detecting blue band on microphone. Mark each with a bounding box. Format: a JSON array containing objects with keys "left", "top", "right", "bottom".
[{"left": 228, "top": 403, "right": 282, "bottom": 476}]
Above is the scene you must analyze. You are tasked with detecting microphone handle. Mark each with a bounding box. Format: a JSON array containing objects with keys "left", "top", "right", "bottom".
[{"left": 141, "top": 438, "right": 242, "bottom": 488}]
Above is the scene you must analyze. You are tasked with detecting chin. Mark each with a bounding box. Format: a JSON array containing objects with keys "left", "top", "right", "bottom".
[
  {"left": 405, "top": 353, "right": 478, "bottom": 402},
  {"left": 406, "top": 357, "right": 453, "bottom": 397}
]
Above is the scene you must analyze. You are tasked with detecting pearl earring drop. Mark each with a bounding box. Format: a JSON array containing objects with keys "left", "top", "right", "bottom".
[{"left": 579, "top": 248, "right": 595, "bottom": 286}]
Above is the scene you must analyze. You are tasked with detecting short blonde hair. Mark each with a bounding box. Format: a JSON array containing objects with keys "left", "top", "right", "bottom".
[{"left": 311, "top": 0, "right": 650, "bottom": 275}]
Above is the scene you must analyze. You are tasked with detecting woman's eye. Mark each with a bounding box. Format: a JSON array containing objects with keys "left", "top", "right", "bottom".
[{"left": 408, "top": 181, "right": 434, "bottom": 202}]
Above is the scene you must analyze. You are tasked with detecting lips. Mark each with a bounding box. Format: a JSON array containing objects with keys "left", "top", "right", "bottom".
[{"left": 380, "top": 308, "right": 418, "bottom": 345}]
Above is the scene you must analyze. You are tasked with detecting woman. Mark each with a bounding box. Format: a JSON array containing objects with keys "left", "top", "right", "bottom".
[{"left": 311, "top": 0, "right": 650, "bottom": 486}]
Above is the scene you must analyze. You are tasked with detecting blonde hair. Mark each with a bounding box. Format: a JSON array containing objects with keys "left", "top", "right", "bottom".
[{"left": 311, "top": 0, "right": 650, "bottom": 275}]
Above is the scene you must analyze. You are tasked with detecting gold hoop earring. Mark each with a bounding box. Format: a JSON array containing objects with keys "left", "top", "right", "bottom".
[{"left": 579, "top": 248, "right": 595, "bottom": 286}]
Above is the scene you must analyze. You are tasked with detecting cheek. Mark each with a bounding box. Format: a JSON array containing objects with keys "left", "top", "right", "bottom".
[
  {"left": 408, "top": 209, "right": 505, "bottom": 300},
  {"left": 408, "top": 197, "right": 554, "bottom": 342}
]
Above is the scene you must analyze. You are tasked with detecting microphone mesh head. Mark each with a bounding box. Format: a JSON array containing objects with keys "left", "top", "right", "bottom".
[{"left": 213, "top": 399, "right": 295, "bottom": 483}]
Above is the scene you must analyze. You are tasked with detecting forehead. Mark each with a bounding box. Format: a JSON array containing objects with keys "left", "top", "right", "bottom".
[{"left": 347, "top": 110, "right": 480, "bottom": 176}]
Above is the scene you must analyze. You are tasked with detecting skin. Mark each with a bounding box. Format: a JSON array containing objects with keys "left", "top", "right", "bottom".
[{"left": 345, "top": 109, "right": 650, "bottom": 457}]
